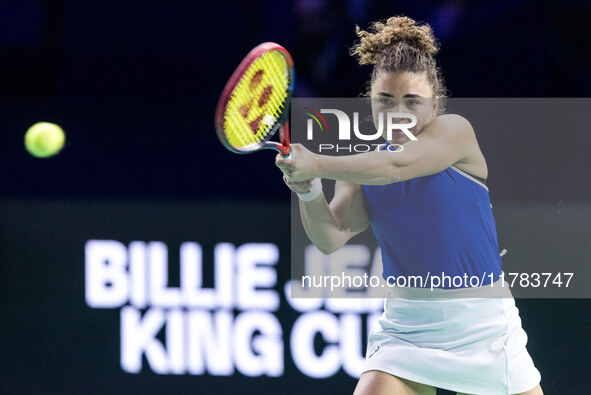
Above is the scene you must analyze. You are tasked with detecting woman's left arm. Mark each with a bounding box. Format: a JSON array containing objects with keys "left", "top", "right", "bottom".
[{"left": 280, "top": 114, "right": 480, "bottom": 185}]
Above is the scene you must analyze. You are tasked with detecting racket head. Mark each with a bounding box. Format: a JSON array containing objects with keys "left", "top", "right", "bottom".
[{"left": 215, "top": 42, "right": 294, "bottom": 155}]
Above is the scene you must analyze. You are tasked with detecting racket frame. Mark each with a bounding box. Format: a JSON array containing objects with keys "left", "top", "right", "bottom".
[{"left": 214, "top": 42, "right": 294, "bottom": 157}]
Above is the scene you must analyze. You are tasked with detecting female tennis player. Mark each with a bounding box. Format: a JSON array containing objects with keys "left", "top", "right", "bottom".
[{"left": 276, "top": 16, "right": 543, "bottom": 395}]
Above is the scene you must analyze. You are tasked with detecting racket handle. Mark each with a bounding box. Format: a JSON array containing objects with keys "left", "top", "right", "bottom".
[{"left": 279, "top": 122, "right": 291, "bottom": 160}]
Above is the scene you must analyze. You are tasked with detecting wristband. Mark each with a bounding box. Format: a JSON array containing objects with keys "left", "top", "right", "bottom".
[{"left": 297, "top": 178, "right": 323, "bottom": 202}]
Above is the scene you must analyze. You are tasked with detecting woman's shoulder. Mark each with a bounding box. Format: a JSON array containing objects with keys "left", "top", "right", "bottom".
[
  {"left": 433, "top": 114, "right": 487, "bottom": 180},
  {"left": 432, "top": 113, "right": 474, "bottom": 133}
]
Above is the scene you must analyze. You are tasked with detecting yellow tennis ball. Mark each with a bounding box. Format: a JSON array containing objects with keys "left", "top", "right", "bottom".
[{"left": 24, "top": 122, "right": 65, "bottom": 158}]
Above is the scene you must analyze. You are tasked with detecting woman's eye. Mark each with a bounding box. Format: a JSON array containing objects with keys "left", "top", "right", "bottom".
[
  {"left": 407, "top": 100, "right": 420, "bottom": 106},
  {"left": 378, "top": 98, "right": 392, "bottom": 105}
]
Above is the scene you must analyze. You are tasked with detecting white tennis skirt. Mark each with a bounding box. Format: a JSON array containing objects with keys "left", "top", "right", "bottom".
[{"left": 363, "top": 283, "right": 541, "bottom": 394}]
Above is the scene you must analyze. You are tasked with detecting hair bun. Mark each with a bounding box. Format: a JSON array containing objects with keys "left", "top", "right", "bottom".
[{"left": 352, "top": 16, "right": 439, "bottom": 65}]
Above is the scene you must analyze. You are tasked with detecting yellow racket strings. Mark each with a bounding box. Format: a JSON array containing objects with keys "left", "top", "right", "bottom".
[{"left": 224, "top": 50, "right": 289, "bottom": 149}]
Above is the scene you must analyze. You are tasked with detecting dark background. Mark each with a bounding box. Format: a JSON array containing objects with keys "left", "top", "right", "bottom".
[{"left": 1, "top": 0, "right": 590, "bottom": 393}]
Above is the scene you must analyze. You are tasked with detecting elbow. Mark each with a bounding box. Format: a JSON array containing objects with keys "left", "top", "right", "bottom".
[
  {"left": 314, "top": 235, "right": 347, "bottom": 255},
  {"left": 317, "top": 246, "right": 336, "bottom": 255},
  {"left": 315, "top": 242, "right": 339, "bottom": 255}
]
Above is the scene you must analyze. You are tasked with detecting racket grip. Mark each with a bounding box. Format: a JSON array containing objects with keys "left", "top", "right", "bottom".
[{"left": 279, "top": 122, "right": 291, "bottom": 160}]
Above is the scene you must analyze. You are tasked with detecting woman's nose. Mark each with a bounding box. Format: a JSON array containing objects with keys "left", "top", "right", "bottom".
[{"left": 391, "top": 103, "right": 407, "bottom": 113}]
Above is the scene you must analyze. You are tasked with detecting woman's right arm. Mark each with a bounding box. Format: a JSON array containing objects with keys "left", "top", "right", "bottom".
[{"left": 283, "top": 176, "right": 370, "bottom": 255}]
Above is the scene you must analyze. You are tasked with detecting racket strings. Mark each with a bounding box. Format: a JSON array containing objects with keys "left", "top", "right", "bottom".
[
  {"left": 228, "top": 55, "right": 287, "bottom": 144},
  {"left": 224, "top": 50, "right": 290, "bottom": 149}
]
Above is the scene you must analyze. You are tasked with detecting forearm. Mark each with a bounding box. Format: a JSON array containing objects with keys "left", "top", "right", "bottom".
[
  {"left": 315, "top": 150, "right": 402, "bottom": 185},
  {"left": 299, "top": 195, "right": 350, "bottom": 255},
  {"left": 283, "top": 115, "right": 473, "bottom": 186}
]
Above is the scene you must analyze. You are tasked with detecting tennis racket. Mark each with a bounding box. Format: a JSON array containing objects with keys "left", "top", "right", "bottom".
[{"left": 215, "top": 42, "right": 294, "bottom": 158}]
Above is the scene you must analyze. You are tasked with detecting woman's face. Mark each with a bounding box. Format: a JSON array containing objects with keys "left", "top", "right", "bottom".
[{"left": 371, "top": 71, "right": 438, "bottom": 145}]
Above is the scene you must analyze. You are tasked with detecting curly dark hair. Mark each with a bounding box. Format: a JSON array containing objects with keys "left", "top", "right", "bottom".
[{"left": 350, "top": 16, "right": 447, "bottom": 112}]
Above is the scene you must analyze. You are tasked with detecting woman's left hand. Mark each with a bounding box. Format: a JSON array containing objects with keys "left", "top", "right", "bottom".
[{"left": 275, "top": 143, "right": 320, "bottom": 182}]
